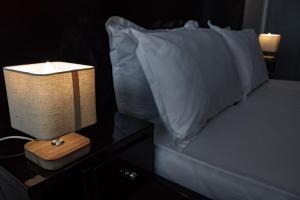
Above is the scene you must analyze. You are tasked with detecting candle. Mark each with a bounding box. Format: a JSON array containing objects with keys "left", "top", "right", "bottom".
[{"left": 259, "top": 33, "right": 281, "bottom": 53}]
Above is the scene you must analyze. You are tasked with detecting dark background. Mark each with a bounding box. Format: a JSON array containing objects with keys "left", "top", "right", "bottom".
[
  {"left": 0, "top": 0, "right": 245, "bottom": 137},
  {"left": 265, "top": 0, "right": 300, "bottom": 81}
]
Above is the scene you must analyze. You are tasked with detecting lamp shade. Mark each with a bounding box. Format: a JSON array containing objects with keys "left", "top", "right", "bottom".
[
  {"left": 258, "top": 33, "right": 281, "bottom": 53},
  {"left": 3, "top": 62, "right": 97, "bottom": 140}
]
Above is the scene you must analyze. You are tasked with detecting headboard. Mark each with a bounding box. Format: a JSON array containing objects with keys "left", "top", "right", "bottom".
[{"left": 0, "top": 0, "right": 245, "bottom": 136}]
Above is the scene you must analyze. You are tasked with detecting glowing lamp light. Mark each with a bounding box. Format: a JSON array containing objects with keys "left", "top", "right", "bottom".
[
  {"left": 3, "top": 62, "right": 97, "bottom": 170},
  {"left": 3, "top": 62, "right": 96, "bottom": 140}
]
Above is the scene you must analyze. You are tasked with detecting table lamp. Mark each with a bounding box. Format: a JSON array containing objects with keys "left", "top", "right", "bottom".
[
  {"left": 258, "top": 33, "right": 281, "bottom": 58},
  {"left": 3, "top": 62, "right": 97, "bottom": 170}
]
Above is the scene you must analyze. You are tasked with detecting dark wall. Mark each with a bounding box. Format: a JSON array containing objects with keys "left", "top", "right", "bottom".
[
  {"left": 243, "top": 0, "right": 267, "bottom": 33},
  {"left": 0, "top": 0, "right": 245, "bottom": 136},
  {"left": 265, "top": 0, "right": 300, "bottom": 81}
]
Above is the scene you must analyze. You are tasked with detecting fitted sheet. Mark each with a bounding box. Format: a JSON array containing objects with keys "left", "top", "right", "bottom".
[{"left": 154, "top": 80, "right": 300, "bottom": 200}]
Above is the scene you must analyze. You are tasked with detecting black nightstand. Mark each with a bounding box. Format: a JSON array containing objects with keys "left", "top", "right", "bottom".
[
  {"left": 0, "top": 113, "right": 210, "bottom": 200},
  {"left": 98, "top": 158, "right": 210, "bottom": 200},
  {"left": 0, "top": 113, "right": 153, "bottom": 200},
  {"left": 264, "top": 55, "right": 276, "bottom": 79}
]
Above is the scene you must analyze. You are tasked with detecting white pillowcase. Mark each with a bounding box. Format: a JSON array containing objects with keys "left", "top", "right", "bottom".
[
  {"left": 131, "top": 28, "right": 243, "bottom": 140},
  {"left": 208, "top": 22, "right": 268, "bottom": 96},
  {"left": 105, "top": 16, "right": 199, "bottom": 120}
]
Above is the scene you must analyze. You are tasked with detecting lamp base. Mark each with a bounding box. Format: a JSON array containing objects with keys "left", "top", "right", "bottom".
[{"left": 24, "top": 133, "right": 90, "bottom": 170}]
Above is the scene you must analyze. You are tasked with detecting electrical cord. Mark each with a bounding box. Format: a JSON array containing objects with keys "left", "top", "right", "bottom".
[
  {"left": 0, "top": 136, "right": 33, "bottom": 159},
  {"left": 0, "top": 136, "right": 33, "bottom": 143}
]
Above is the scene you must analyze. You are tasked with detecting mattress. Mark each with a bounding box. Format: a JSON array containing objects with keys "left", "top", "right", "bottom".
[{"left": 154, "top": 80, "right": 300, "bottom": 200}]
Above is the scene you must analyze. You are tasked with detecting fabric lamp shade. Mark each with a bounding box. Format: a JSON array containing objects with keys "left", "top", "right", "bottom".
[
  {"left": 3, "top": 62, "right": 97, "bottom": 140},
  {"left": 258, "top": 33, "right": 281, "bottom": 53}
]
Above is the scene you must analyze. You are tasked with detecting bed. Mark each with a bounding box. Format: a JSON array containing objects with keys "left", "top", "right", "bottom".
[
  {"left": 154, "top": 80, "right": 300, "bottom": 200},
  {"left": 106, "top": 13, "right": 300, "bottom": 200}
]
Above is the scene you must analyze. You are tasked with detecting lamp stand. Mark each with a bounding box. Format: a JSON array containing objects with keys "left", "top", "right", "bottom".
[{"left": 24, "top": 133, "right": 91, "bottom": 170}]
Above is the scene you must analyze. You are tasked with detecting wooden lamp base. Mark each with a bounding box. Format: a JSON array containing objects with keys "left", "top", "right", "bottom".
[{"left": 24, "top": 133, "right": 91, "bottom": 170}]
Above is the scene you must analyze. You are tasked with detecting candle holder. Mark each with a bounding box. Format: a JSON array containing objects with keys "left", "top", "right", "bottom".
[{"left": 259, "top": 33, "right": 281, "bottom": 78}]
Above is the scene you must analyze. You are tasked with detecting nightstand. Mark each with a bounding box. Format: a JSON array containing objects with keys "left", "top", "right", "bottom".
[
  {"left": 0, "top": 113, "right": 210, "bottom": 200},
  {"left": 264, "top": 55, "right": 276, "bottom": 78},
  {"left": 97, "top": 159, "right": 211, "bottom": 200},
  {"left": 0, "top": 113, "right": 153, "bottom": 200}
]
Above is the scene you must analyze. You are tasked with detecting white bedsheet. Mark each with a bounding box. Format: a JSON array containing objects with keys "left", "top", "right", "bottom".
[{"left": 154, "top": 80, "right": 300, "bottom": 200}]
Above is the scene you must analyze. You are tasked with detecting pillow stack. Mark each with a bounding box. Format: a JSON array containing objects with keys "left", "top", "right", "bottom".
[
  {"left": 106, "top": 17, "right": 268, "bottom": 142},
  {"left": 130, "top": 29, "right": 243, "bottom": 140},
  {"left": 208, "top": 21, "right": 268, "bottom": 97},
  {"left": 105, "top": 16, "right": 200, "bottom": 120}
]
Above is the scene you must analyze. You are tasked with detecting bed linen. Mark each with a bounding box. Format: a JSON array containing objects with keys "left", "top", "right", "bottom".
[
  {"left": 154, "top": 80, "right": 300, "bottom": 200},
  {"left": 131, "top": 28, "right": 243, "bottom": 141},
  {"left": 105, "top": 16, "right": 199, "bottom": 120},
  {"left": 208, "top": 22, "right": 268, "bottom": 97}
]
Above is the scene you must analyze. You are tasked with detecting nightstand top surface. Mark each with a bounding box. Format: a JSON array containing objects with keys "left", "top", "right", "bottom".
[{"left": 0, "top": 113, "right": 152, "bottom": 189}]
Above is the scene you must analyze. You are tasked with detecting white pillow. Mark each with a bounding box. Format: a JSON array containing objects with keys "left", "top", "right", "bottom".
[
  {"left": 131, "top": 28, "right": 243, "bottom": 140},
  {"left": 208, "top": 22, "right": 268, "bottom": 96},
  {"left": 105, "top": 16, "right": 199, "bottom": 120}
]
